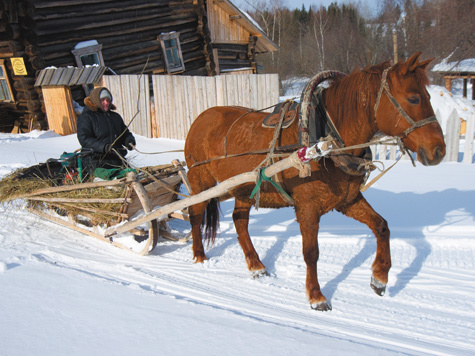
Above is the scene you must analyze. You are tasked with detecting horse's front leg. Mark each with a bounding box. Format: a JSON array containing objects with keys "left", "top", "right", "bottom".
[
  {"left": 338, "top": 192, "right": 391, "bottom": 296},
  {"left": 233, "top": 199, "right": 267, "bottom": 277},
  {"left": 296, "top": 207, "right": 331, "bottom": 311}
]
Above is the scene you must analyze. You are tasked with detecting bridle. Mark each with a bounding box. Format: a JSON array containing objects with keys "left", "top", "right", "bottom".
[{"left": 374, "top": 67, "right": 438, "bottom": 139}]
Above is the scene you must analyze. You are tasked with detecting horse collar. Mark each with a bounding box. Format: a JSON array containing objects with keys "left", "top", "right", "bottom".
[{"left": 298, "top": 88, "right": 345, "bottom": 147}]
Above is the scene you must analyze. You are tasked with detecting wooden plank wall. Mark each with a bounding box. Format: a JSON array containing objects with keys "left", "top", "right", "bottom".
[
  {"left": 152, "top": 73, "right": 279, "bottom": 140},
  {"left": 42, "top": 86, "right": 77, "bottom": 136},
  {"left": 103, "top": 73, "right": 278, "bottom": 140},
  {"left": 207, "top": 2, "right": 249, "bottom": 43},
  {"left": 102, "top": 74, "right": 152, "bottom": 138}
]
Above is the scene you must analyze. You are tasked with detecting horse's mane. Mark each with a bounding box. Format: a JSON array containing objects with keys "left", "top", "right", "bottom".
[{"left": 323, "top": 62, "right": 390, "bottom": 129}]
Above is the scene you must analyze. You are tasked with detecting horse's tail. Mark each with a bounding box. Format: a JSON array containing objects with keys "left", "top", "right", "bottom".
[{"left": 202, "top": 198, "right": 220, "bottom": 246}]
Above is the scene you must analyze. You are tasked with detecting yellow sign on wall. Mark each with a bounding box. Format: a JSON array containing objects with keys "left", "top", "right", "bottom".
[{"left": 11, "top": 57, "right": 27, "bottom": 76}]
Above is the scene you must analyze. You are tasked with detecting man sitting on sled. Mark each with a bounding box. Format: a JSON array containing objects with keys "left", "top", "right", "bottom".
[{"left": 77, "top": 87, "right": 136, "bottom": 180}]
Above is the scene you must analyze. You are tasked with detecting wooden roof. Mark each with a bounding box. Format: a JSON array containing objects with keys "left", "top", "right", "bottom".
[
  {"left": 34, "top": 66, "right": 108, "bottom": 87},
  {"left": 217, "top": 0, "right": 279, "bottom": 53},
  {"left": 432, "top": 59, "right": 475, "bottom": 77}
]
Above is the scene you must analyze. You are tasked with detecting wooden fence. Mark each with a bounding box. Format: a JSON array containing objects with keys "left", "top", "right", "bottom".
[
  {"left": 102, "top": 74, "right": 473, "bottom": 164},
  {"left": 101, "top": 75, "right": 152, "bottom": 138},
  {"left": 371, "top": 109, "right": 475, "bottom": 164},
  {"left": 103, "top": 73, "right": 279, "bottom": 140}
]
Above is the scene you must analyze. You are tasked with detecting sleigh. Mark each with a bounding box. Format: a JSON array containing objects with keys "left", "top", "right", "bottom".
[
  {"left": 4, "top": 147, "right": 310, "bottom": 256},
  {"left": 11, "top": 156, "right": 192, "bottom": 256}
]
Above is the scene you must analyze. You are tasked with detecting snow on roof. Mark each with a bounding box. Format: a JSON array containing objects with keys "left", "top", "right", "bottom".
[
  {"left": 241, "top": 9, "right": 265, "bottom": 33},
  {"left": 74, "top": 40, "right": 99, "bottom": 49},
  {"left": 432, "top": 58, "right": 475, "bottom": 73}
]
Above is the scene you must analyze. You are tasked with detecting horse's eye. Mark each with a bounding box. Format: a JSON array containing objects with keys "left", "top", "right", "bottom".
[{"left": 407, "top": 95, "right": 420, "bottom": 105}]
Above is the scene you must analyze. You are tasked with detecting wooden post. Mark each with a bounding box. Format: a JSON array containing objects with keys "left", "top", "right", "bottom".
[
  {"left": 392, "top": 28, "right": 398, "bottom": 64},
  {"left": 444, "top": 109, "right": 461, "bottom": 162},
  {"left": 444, "top": 77, "right": 452, "bottom": 92},
  {"left": 463, "top": 78, "right": 467, "bottom": 98},
  {"left": 463, "top": 114, "right": 474, "bottom": 164},
  {"left": 42, "top": 85, "right": 77, "bottom": 135}
]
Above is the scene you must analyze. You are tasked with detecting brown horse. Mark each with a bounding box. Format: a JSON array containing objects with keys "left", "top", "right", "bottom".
[{"left": 184, "top": 53, "right": 445, "bottom": 311}]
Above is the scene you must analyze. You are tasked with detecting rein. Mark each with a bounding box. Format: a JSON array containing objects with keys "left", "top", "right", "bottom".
[
  {"left": 374, "top": 68, "right": 438, "bottom": 138},
  {"left": 189, "top": 65, "right": 436, "bottom": 197},
  {"left": 188, "top": 145, "right": 300, "bottom": 169}
]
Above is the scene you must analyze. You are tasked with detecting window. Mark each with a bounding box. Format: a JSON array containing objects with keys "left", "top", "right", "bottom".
[
  {"left": 0, "top": 61, "right": 13, "bottom": 102},
  {"left": 159, "top": 32, "right": 185, "bottom": 73},
  {"left": 71, "top": 40, "right": 104, "bottom": 95}
]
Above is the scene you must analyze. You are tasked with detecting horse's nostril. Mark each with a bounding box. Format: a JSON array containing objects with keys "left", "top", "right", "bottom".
[{"left": 434, "top": 146, "right": 445, "bottom": 161}]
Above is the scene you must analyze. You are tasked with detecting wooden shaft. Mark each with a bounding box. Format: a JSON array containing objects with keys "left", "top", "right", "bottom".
[
  {"left": 130, "top": 177, "right": 155, "bottom": 256},
  {"left": 27, "top": 197, "right": 131, "bottom": 204},
  {"left": 172, "top": 159, "right": 192, "bottom": 194},
  {"left": 15, "top": 176, "right": 132, "bottom": 199},
  {"left": 104, "top": 152, "right": 301, "bottom": 237}
]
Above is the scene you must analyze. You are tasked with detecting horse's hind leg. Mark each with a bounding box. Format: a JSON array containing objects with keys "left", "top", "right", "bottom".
[
  {"left": 233, "top": 199, "right": 267, "bottom": 277},
  {"left": 188, "top": 201, "right": 209, "bottom": 263},
  {"left": 338, "top": 192, "right": 391, "bottom": 296},
  {"left": 187, "top": 169, "right": 217, "bottom": 263}
]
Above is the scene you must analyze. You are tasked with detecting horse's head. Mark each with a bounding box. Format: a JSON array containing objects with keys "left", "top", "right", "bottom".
[{"left": 374, "top": 53, "right": 446, "bottom": 166}]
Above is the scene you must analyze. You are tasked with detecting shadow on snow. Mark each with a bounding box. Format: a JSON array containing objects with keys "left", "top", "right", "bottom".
[{"left": 193, "top": 187, "right": 474, "bottom": 301}]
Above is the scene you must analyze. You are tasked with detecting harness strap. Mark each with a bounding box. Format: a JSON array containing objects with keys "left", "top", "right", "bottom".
[
  {"left": 360, "top": 155, "right": 401, "bottom": 192},
  {"left": 267, "top": 100, "right": 295, "bottom": 205},
  {"left": 249, "top": 167, "right": 293, "bottom": 207},
  {"left": 374, "top": 67, "right": 438, "bottom": 139},
  {"left": 374, "top": 68, "right": 389, "bottom": 115}
]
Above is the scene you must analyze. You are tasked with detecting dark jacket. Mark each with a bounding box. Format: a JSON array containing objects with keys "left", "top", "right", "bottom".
[{"left": 77, "top": 87, "right": 136, "bottom": 173}]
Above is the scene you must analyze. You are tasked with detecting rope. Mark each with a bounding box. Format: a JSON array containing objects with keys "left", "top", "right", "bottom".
[
  {"left": 133, "top": 147, "right": 184, "bottom": 155},
  {"left": 113, "top": 149, "right": 188, "bottom": 198},
  {"left": 101, "top": 56, "right": 150, "bottom": 162},
  {"left": 223, "top": 102, "right": 285, "bottom": 156},
  {"left": 360, "top": 156, "right": 401, "bottom": 192},
  {"left": 249, "top": 167, "right": 293, "bottom": 207}
]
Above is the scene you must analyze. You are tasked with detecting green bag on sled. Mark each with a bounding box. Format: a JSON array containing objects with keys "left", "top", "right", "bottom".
[{"left": 93, "top": 167, "right": 137, "bottom": 180}]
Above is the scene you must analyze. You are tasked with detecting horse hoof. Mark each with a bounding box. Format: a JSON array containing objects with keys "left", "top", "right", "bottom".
[
  {"left": 251, "top": 269, "right": 268, "bottom": 278},
  {"left": 371, "top": 276, "right": 386, "bottom": 296},
  {"left": 310, "top": 301, "right": 332, "bottom": 311},
  {"left": 194, "top": 255, "right": 208, "bottom": 263}
]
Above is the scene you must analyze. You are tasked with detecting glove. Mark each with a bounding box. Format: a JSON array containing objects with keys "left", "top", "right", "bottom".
[{"left": 125, "top": 139, "right": 135, "bottom": 151}]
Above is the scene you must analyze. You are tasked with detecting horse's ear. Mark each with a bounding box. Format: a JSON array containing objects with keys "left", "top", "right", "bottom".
[
  {"left": 403, "top": 52, "right": 423, "bottom": 73},
  {"left": 418, "top": 57, "right": 434, "bottom": 71}
]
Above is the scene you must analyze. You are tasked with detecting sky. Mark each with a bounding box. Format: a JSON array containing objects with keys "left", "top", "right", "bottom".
[
  {"left": 232, "top": 0, "right": 382, "bottom": 20},
  {"left": 234, "top": 0, "right": 380, "bottom": 13},
  {"left": 0, "top": 82, "right": 474, "bottom": 355}
]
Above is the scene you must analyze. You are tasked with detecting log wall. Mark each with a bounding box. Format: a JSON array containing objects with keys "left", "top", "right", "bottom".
[
  {"left": 207, "top": 1, "right": 249, "bottom": 44},
  {"left": 0, "top": 0, "right": 211, "bottom": 132},
  {"left": 0, "top": 0, "right": 272, "bottom": 133}
]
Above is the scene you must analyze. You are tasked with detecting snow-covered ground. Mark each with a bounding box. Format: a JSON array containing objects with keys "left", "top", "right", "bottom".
[{"left": 1, "top": 87, "right": 474, "bottom": 355}]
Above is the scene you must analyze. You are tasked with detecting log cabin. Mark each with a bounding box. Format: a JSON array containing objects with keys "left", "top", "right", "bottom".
[{"left": 0, "top": 0, "right": 278, "bottom": 133}]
